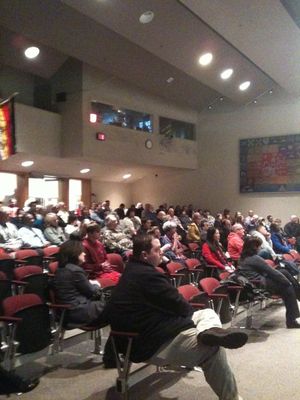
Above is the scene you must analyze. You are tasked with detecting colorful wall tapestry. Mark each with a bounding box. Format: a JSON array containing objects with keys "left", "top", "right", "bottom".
[
  {"left": 240, "top": 134, "right": 300, "bottom": 192},
  {"left": 0, "top": 97, "right": 16, "bottom": 161}
]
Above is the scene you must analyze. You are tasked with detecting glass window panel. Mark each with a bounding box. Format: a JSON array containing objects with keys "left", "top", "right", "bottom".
[
  {"left": 69, "top": 179, "right": 82, "bottom": 211},
  {"left": 159, "top": 117, "right": 195, "bottom": 140},
  {"left": 91, "top": 101, "right": 152, "bottom": 133},
  {"left": 0, "top": 172, "right": 17, "bottom": 202}
]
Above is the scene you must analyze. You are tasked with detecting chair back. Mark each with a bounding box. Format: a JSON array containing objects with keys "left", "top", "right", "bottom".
[
  {"left": 177, "top": 284, "right": 200, "bottom": 301},
  {"left": 166, "top": 262, "right": 185, "bottom": 274},
  {"left": 0, "top": 255, "right": 15, "bottom": 280},
  {"left": 2, "top": 294, "right": 51, "bottom": 354},
  {"left": 15, "top": 249, "right": 43, "bottom": 267},
  {"left": 48, "top": 261, "right": 59, "bottom": 274},
  {"left": 43, "top": 246, "right": 59, "bottom": 258},
  {"left": 185, "top": 258, "right": 201, "bottom": 271},
  {"left": 0, "top": 271, "right": 12, "bottom": 313},
  {"left": 14, "top": 265, "right": 49, "bottom": 301},
  {"left": 199, "top": 277, "right": 220, "bottom": 295}
]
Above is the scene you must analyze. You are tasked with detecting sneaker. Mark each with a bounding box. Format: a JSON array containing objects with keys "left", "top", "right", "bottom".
[
  {"left": 286, "top": 320, "right": 300, "bottom": 329},
  {"left": 199, "top": 327, "right": 248, "bottom": 349}
]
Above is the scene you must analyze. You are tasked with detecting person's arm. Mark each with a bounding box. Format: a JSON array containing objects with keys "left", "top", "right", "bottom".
[
  {"left": 251, "top": 256, "right": 291, "bottom": 286},
  {"left": 73, "top": 269, "right": 99, "bottom": 298},
  {"left": 142, "top": 270, "right": 193, "bottom": 317}
]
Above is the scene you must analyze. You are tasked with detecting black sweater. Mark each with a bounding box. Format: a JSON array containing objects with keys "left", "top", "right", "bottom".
[{"left": 105, "top": 260, "right": 194, "bottom": 362}]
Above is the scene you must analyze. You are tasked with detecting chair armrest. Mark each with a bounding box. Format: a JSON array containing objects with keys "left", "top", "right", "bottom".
[
  {"left": 110, "top": 330, "right": 139, "bottom": 337},
  {"left": 43, "top": 256, "right": 56, "bottom": 261},
  {"left": 209, "top": 293, "right": 228, "bottom": 299},
  {"left": 189, "top": 302, "right": 206, "bottom": 309},
  {"left": 0, "top": 316, "right": 22, "bottom": 323},
  {"left": 47, "top": 303, "right": 71, "bottom": 310},
  {"left": 227, "top": 285, "right": 243, "bottom": 291},
  {"left": 14, "top": 259, "right": 28, "bottom": 265},
  {"left": 12, "top": 280, "right": 28, "bottom": 286}
]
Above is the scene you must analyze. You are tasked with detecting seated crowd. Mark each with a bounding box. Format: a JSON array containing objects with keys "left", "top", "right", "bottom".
[{"left": 2, "top": 198, "right": 300, "bottom": 399}]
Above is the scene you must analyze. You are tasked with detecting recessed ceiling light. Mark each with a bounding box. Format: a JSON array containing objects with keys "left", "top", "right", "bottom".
[
  {"left": 24, "top": 46, "right": 40, "bottom": 59},
  {"left": 139, "top": 11, "right": 154, "bottom": 24},
  {"left": 208, "top": 105, "right": 213, "bottom": 110},
  {"left": 269, "top": 89, "right": 273, "bottom": 94},
  {"left": 219, "top": 97, "right": 224, "bottom": 102},
  {"left": 80, "top": 168, "right": 90, "bottom": 174},
  {"left": 123, "top": 173, "right": 131, "bottom": 179},
  {"left": 253, "top": 100, "right": 257, "bottom": 104},
  {"left": 239, "top": 81, "right": 251, "bottom": 91},
  {"left": 198, "top": 53, "right": 213, "bottom": 66},
  {"left": 21, "top": 160, "right": 34, "bottom": 167},
  {"left": 220, "top": 68, "right": 233, "bottom": 80},
  {"left": 166, "top": 77, "right": 174, "bottom": 84}
]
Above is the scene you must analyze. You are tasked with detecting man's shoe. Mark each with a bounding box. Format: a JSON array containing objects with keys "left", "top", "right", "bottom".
[
  {"left": 286, "top": 320, "right": 300, "bottom": 329},
  {"left": 199, "top": 327, "right": 248, "bottom": 349}
]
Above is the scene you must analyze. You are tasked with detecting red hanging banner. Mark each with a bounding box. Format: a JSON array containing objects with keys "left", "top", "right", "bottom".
[{"left": 0, "top": 96, "right": 16, "bottom": 160}]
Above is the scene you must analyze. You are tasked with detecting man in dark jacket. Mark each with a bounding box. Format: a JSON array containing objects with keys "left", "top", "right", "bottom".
[{"left": 105, "top": 234, "right": 248, "bottom": 400}]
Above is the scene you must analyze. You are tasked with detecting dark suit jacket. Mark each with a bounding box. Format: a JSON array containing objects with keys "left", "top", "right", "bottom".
[
  {"left": 105, "top": 259, "right": 194, "bottom": 362},
  {"left": 52, "top": 263, "right": 105, "bottom": 326}
]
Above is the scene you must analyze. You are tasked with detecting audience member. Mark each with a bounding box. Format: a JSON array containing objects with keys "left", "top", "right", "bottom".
[
  {"left": 65, "top": 214, "right": 81, "bottom": 239},
  {"left": 227, "top": 224, "right": 245, "bottom": 262},
  {"left": 44, "top": 213, "right": 67, "bottom": 245},
  {"left": 114, "top": 203, "right": 126, "bottom": 220},
  {"left": 239, "top": 237, "right": 300, "bottom": 329},
  {"left": 102, "top": 214, "right": 132, "bottom": 255},
  {"left": 284, "top": 215, "right": 300, "bottom": 252},
  {"left": 270, "top": 222, "right": 294, "bottom": 254},
  {"left": 160, "top": 221, "right": 186, "bottom": 263},
  {"left": 52, "top": 239, "right": 106, "bottom": 326},
  {"left": 82, "top": 223, "right": 121, "bottom": 283},
  {"left": 251, "top": 223, "right": 276, "bottom": 260},
  {"left": 105, "top": 234, "right": 248, "bottom": 400},
  {"left": 0, "top": 209, "right": 23, "bottom": 252},
  {"left": 187, "top": 212, "right": 201, "bottom": 243},
  {"left": 120, "top": 208, "right": 141, "bottom": 237},
  {"left": 137, "top": 218, "right": 152, "bottom": 235},
  {"left": 18, "top": 213, "right": 49, "bottom": 248},
  {"left": 202, "top": 227, "right": 234, "bottom": 275}
]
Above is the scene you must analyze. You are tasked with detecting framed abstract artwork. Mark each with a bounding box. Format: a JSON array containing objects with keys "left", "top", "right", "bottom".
[{"left": 240, "top": 134, "right": 300, "bottom": 192}]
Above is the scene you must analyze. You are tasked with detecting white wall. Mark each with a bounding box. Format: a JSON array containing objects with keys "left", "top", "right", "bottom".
[
  {"left": 131, "top": 100, "right": 300, "bottom": 222},
  {"left": 81, "top": 64, "right": 198, "bottom": 169},
  {"left": 91, "top": 180, "right": 133, "bottom": 209},
  {"left": 15, "top": 103, "right": 61, "bottom": 156}
]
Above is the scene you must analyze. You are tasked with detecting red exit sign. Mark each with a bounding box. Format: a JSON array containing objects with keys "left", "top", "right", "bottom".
[{"left": 96, "top": 132, "right": 106, "bottom": 141}]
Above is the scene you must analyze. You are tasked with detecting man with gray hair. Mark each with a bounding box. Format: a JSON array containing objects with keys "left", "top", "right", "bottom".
[
  {"left": 227, "top": 224, "right": 245, "bottom": 262},
  {"left": 284, "top": 215, "right": 300, "bottom": 252}
]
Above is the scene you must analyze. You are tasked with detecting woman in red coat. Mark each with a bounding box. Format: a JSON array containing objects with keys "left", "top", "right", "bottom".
[
  {"left": 202, "top": 227, "right": 234, "bottom": 275},
  {"left": 82, "top": 223, "right": 120, "bottom": 283}
]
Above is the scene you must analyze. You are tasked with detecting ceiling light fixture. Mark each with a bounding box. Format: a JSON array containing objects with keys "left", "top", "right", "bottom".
[
  {"left": 139, "top": 11, "right": 154, "bottom": 24},
  {"left": 220, "top": 68, "right": 233, "bottom": 80},
  {"left": 24, "top": 46, "right": 40, "bottom": 59},
  {"left": 198, "top": 52, "right": 213, "bottom": 66},
  {"left": 21, "top": 160, "right": 34, "bottom": 167},
  {"left": 239, "top": 81, "right": 251, "bottom": 91},
  {"left": 80, "top": 168, "right": 90, "bottom": 174},
  {"left": 269, "top": 89, "right": 273, "bottom": 94},
  {"left": 166, "top": 77, "right": 174, "bottom": 84},
  {"left": 123, "top": 173, "right": 131, "bottom": 179}
]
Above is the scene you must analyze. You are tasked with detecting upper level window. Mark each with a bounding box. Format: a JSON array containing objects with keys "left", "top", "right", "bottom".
[
  {"left": 159, "top": 117, "right": 195, "bottom": 141},
  {"left": 91, "top": 101, "right": 152, "bottom": 133}
]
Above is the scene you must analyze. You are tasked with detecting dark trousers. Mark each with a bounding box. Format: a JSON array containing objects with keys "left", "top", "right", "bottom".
[{"left": 266, "top": 269, "right": 300, "bottom": 325}]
